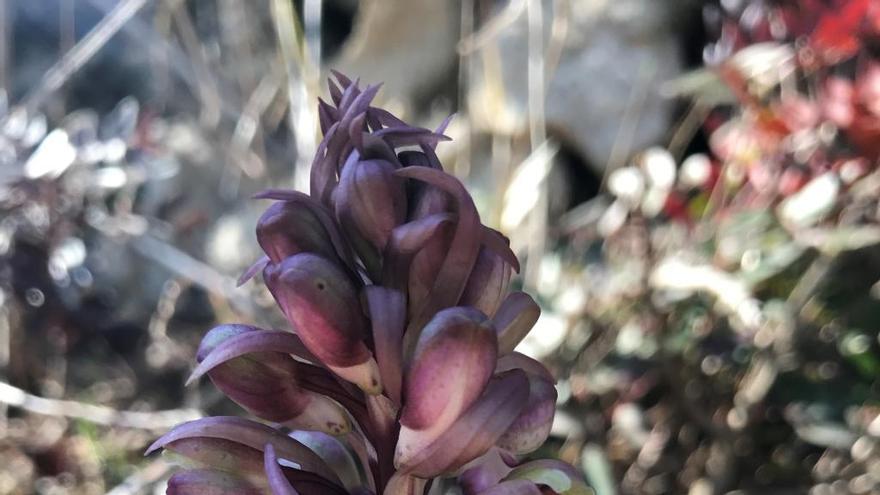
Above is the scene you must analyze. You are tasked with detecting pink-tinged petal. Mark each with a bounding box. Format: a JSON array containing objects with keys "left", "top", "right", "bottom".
[
  {"left": 189, "top": 326, "right": 316, "bottom": 385},
  {"left": 264, "top": 443, "right": 300, "bottom": 495},
  {"left": 147, "top": 416, "right": 339, "bottom": 485},
  {"left": 496, "top": 371, "right": 557, "bottom": 455},
  {"left": 400, "top": 307, "right": 498, "bottom": 431},
  {"left": 478, "top": 480, "right": 542, "bottom": 495},
  {"left": 398, "top": 150, "right": 432, "bottom": 168},
  {"left": 365, "top": 286, "right": 406, "bottom": 405},
  {"left": 482, "top": 227, "right": 520, "bottom": 273},
  {"left": 163, "top": 437, "right": 265, "bottom": 474},
  {"left": 459, "top": 247, "right": 513, "bottom": 317},
  {"left": 191, "top": 325, "right": 310, "bottom": 423},
  {"left": 395, "top": 167, "right": 483, "bottom": 348},
  {"left": 431, "top": 114, "right": 455, "bottom": 150},
  {"left": 318, "top": 98, "right": 337, "bottom": 135},
  {"left": 166, "top": 469, "right": 262, "bottom": 495},
  {"left": 310, "top": 121, "right": 341, "bottom": 205},
  {"left": 253, "top": 189, "right": 359, "bottom": 277},
  {"left": 367, "top": 106, "right": 408, "bottom": 128},
  {"left": 382, "top": 213, "right": 454, "bottom": 291},
  {"left": 492, "top": 293, "right": 541, "bottom": 355},
  {"left": 330, "top": 70, "right": 353, "bottom": 90},
  {"left": 290, "top": 431, "right": 363, "bottom": 490},
  {"left": 264, "top": 254, "right": 382, "bottom": 393},
  {"left": 335, "top": 159, "right": 407, "bottom": 253},
  {"left": 256, "top": 201, "right": 339, "bottom": 264},
  {"left": 504, "top": 460, "right": 590, "bottom": 495},
  {"left": 396, "top": 369, "right": 530, "bottom": 478},
  {"left": 384, "top": 472, "right": 428, "bottom": 495},
  {"left": 459, "top": 449, "right": 514, "bottom": 495},
  {"left": 327, "top": 77, "right": 344, "bottom": 106},
  {"left": 264, "top": 253, "right": 367, "bottom": 366},
  {"left": 495, "top": 352, "right": 554, "bottom": 383},
  {"left": 237, "top": 255, "right": 269, "bottom": 286},
  {"left": 348, "top": 112, "right": 367, "bottom": 153}
]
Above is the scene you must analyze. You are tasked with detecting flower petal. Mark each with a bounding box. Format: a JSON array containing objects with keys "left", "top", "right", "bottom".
[
  {"left": 188, "top": 326, "right": 316, "bottom": 385},
  {"left": 477, "top": 480, "right": 542, "bottom": 495},
  {"left": 395, "top": 166, "right": 483, "bottom": 350},
  {"left": 504, "top": 460, "right": 591, "bottom": 495},
  {"left": 290, "top": 431, "right": 363, "bottom": 490},
  {"left": 493, "top": 292, "right": 541, "bottom": 355},
  {"left": 396, "top": 369, "right": 529, "bottom": 478},
  {"left": 147, "top": 416, "right": 339, "bottom": 485},
  {"left": 460, "top": 247, "right": 513, "bottom": 317},
  {"left": 264, "top": 443, "right": 300, "bottom": 495},
  {"left": 166, "top": 469, "right": 262, "bottom": 495},
  {"left": 400, "top": 307, "right": 498, "bottom": 431},
  {"left": 382, "top": 213, "right": 454, "bottom": 291},
  {"left": 253, "top": 189, "right": 359, "bottom": 277},
  {"left": 365, "top": 286, "right": 406, "bottom": 405}
]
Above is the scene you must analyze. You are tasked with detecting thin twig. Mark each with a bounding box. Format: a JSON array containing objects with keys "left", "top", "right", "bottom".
[{"left": 0, "top": 381, "right": 202, "bottom": 430}]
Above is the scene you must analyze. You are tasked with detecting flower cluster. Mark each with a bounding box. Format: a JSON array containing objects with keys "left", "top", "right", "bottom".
[{"left": 146, "top": 73, "right": 587, "bottom": 494}]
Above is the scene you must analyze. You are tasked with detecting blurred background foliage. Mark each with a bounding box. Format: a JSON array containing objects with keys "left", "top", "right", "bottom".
[{"left": 1, "top": 0, "right": 879, "bottom": 494}]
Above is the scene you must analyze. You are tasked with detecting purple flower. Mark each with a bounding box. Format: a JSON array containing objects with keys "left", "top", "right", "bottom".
[{"left": 148, "top": 72, "right": 587, "bottom": 495}]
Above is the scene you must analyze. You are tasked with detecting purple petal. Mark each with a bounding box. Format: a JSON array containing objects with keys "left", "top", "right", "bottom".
[
  {"left": 367, "top": 107, "right": 408, "bottom": 128},
  {"left": 310, "top": 122, "right": 343, "bottom": 207},
  {"left": 398, "top": 150, "right": 432, "bottom": 168},
  {"left": 187, "top": 327, "right": 316, "bottom": 385},
  {"left": 348, "top": 112, "right": 367, "bottom": 153},
  {"left": 327, "top": 77, "right": 344, "bottom": 106},
  {"left": 431, "top": 114, "right": 455, "bottom": 150},
  {"left": 395, "top": 166, "right": 483, "bottom": 350},
  {"left": 365, "top": 286, "right": 406, "bottom": 405},
  {"left": 495, "top": 352, "right": 554, "bottom": 382},
  {"left": 335, "top": 159, "right": 407, "bottom": 253},
  {"left": 504, "top": 460, "right": 590, "bottom": 494},
  {"left": 459, "top": 247, "right": 513, "bottom": 317},
  {"left": 164, "top": 437, "right": 265, "bottom": 474},
  {"left": 190, "top": 325, "right": 312, "bottom": 422},
  {"left": 400, "top": 307, "right": 498, "bottom": 431},
  {"left": 330, "top": 70, "right": 353, "bottom": 90},
  {"left": 263, "top": 253, "right": 369, "bottom": 368},
  {"left": 396, "top": 369, "right": 530, "bottom": 478},
  {"left": 253, "top": 189, "right": 359, "bottom": 277},
  {"left": 496, "top": 370, "right": 557, "bottom": 455},
  {"left": 372, "top": 126, "right": 451, "bottom": 148},
  {"left": 166, "top": 469, "right": 262, "bottom": 495},
  {"left": 382, "top": 213, "right": 454, "bottom": 291},
  {"left": 290, "top": 431, "right": 363, "bottom": 490},
  {"left": 256, "top": 200, "right": 340, "bottom": 264},
  {"left": 318, "top": 98, "right": 337, "bottom": 135},
  {"left": 237, "top": 255, "right": 269, "bottom": 286},
  {"left": 147, "top": 416, "right": 339, "bottom": 485},
  {"left": 459, "top": 449, "right": 514, "bottom": 495},
  {"left": 477, "top": 480, "right": 542, "bottom": 495},
  {"left": 482, "top": 227, "right": 520, "bottom": 273},
  {"left": 492, "top": 292, "right": 541, "bottom": 355},
  {"left": 264, "top": 443, "right": 300, "bottom": 495}
]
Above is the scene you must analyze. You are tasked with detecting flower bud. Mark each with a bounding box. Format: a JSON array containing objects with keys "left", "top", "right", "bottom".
[
  {"left": 459, "top": 247, "right": 513, "bottom": 317},
  {"left": 503, "top": 460, "right": 591, "bottom": 495},
  {"left": 495, "top": 372, "right": 556, "bottom": 454},
  {"left": 166, "top": 469, "right": 262, "bottom": 495},
  {"left": 400, "top": 307, "right": 498, "bottom": 432},
  {"left": 193, "top": 324, "right": 351, "bottom": 435},
  {"left": 256, "top": 200, "right": 338, "bottom": 263},
  {"left": 335, "top": 158, "right": 407, "bottom": 253},
  {"left": 264, "top": 253, "right": 381, "bottom": 394}
]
